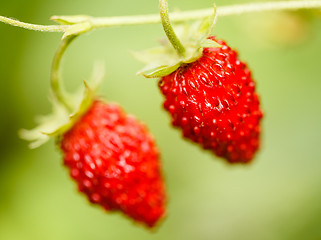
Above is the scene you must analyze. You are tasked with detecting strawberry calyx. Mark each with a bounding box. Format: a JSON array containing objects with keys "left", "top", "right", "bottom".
[
  {"left": 136, "top": 5, "right": 221, "bottom": 78},
  {"left": 19, "top": 63, "right": 104, "bottom": 148}
]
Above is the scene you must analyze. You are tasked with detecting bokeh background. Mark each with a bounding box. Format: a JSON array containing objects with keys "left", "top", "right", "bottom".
[{"left": 1, "top": 0, "right": 321, "bottom": 239}]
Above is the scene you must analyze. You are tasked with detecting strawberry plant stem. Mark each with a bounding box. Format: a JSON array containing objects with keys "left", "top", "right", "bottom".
[
  {"left": 51, "top": 35, "right": 77, "bottom": 112},
  {"left": 1, "top": 1, "right": 320, "bottom": 33},
  {"left": 159, "top": 0, "right": 186, "bottom": 58}
]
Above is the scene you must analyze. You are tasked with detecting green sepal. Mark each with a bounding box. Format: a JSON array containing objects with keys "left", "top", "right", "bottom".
[
  {"left": 50, "top": 15, "right": 93, "bottom": 39},
  {"left": 196, "top": 4, "right": 217, "bottom": 44},
  {"left": 19, "top": 99, "right": 70, "bottom": 148},
  {"left": 135, "top": 4, "right": 220, "bottom": 78},
  {"left": 62, "top": 22, "right": 93, "bottom": 39},
  {"left": 19, "top": 63, "right": 105, "bottom": 148},
  {"left": 200, "top": 38, "right": 221, "bottom": 48},
  {"left": 138, "top": 63, "right": 181, "bottom": 78},
  {"left": 51, "top": 15, "right": 91, "bottom": 25}
]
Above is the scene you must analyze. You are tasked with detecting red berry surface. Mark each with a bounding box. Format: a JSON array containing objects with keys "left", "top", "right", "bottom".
[
  {"left": 159, "top": 37, "right": 263, "bottom": 163},
  {"left": 60, "top": 100, "right": 166, "bottom": 227}
]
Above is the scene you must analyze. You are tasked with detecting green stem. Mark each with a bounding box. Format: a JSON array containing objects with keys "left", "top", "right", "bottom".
[
  {"left": 0, "top": 16, "right": 67, "bottom": 32},
  {"left": 159, "top": 0, "right": 186, "bottom": 58},
  {"left": 1, "top": 1, "right": 320, "bottom": 32},
  {"left": 51, "top": 35, "right": 77, "bottom": 112}
]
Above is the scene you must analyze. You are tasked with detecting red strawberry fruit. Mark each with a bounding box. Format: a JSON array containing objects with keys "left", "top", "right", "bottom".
[
  {"left": 60, "top": 100, "right": 166, "bottom": 227},
  {"left": 158, "top": 37, "right": 263, "bottom": 163}
]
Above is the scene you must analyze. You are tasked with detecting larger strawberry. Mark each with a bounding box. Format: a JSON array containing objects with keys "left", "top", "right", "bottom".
[
  {"left": 158, "top": 37, "right": 263, "bottom": 163},
  {"left": 60, "top": 100, "right": 166, "bottom": 227},
  {"left": 137, "top": 9, "right": 263, "bottom": 163}
]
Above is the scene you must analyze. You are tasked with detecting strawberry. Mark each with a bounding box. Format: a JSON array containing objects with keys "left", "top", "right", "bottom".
[
  {"left": 60, "top": 100, "right": 166, "bottom": 228},
  {"left": 158, "top": 36, "right": 263, "bottom": 163}
]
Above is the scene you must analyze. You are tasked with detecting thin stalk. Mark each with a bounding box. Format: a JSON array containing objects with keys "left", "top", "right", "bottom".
[
  {"left": 0, "top": 16, "right": 67, "bottom": 32},
  {"left": 0, "top": 1, "right": 320, "bottom": 31},
  {"left": 51, "top": 35, "right": 77, "bottom": 112},
  {"left": 159, "top": 0, "right": 186, "bottom": 58}
]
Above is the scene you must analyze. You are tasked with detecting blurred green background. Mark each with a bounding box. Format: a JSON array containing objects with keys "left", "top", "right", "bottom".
[{"left": 1, "top": 0, "right": 321, "bottom": 239}]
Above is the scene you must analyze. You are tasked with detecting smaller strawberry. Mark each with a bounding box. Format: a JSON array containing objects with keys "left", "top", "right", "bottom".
[
  {"left": 60, "top": 100, "right": 166, "bottom": 228},
  {"left": 20, "top": 65, "right": 166, "bottom": 228}
]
